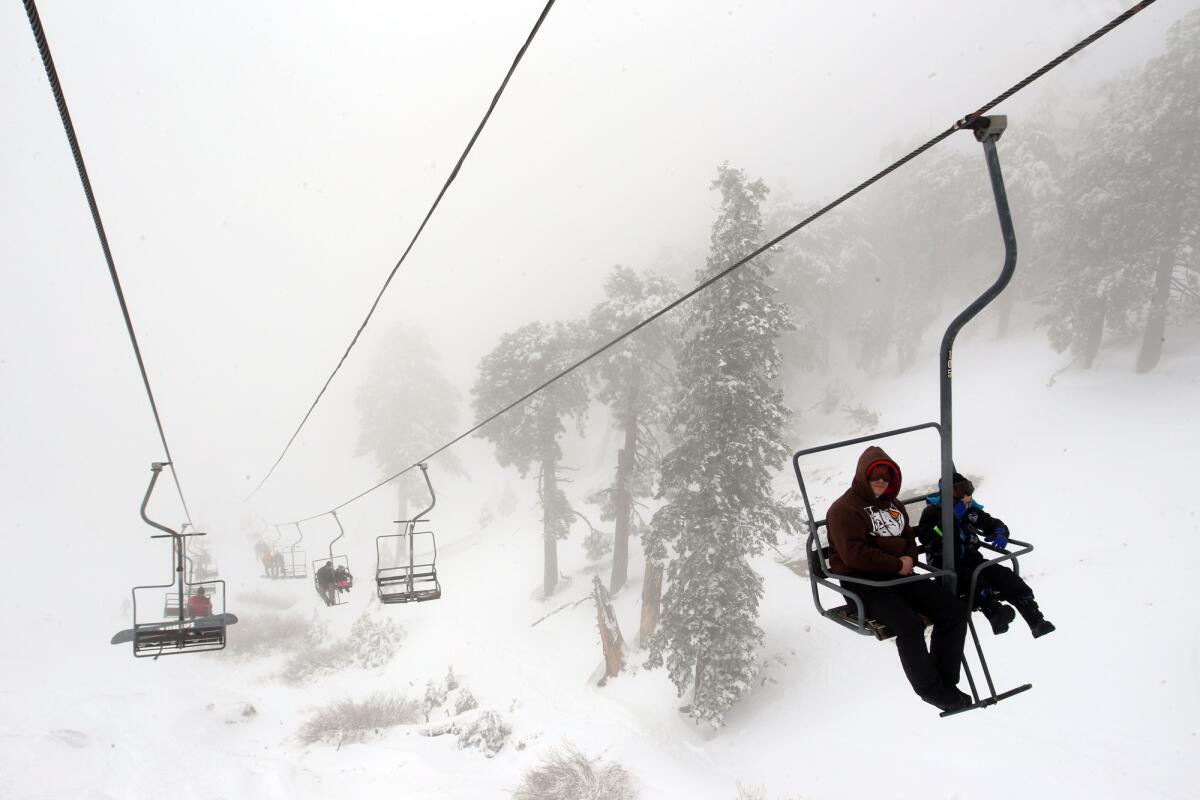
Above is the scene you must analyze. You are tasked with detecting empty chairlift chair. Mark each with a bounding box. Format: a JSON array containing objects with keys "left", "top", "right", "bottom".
[
  {"left": 284, "top": 521, "right": 308, "bottom": 579},
  {"left": 377, "top": 463, "right": 442, "bottom": 604}
]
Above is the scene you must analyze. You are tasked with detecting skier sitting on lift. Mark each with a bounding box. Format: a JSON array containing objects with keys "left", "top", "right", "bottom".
[
  {"left": 916, "top": 472, "right": 1055, "bottom": 638},
  {"left": 316, "top": 561, "right": 337, "bottom": 606},
  {"left": 334, "top": 564, "right": 352, "bottom": 593},
  {"left": 826, "top": 446, "right": 970, "bottom": 713},
  {"left": 188, "top": 586, "right": 213, "bottom": 618}
]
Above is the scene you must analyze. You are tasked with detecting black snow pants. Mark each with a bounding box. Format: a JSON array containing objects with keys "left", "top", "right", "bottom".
[
  {"left": 958, "top": 550, "right": 1034, "bottom": 605},
  {"left": 844, "top": 578, "right": 969, "bottom": 699}
]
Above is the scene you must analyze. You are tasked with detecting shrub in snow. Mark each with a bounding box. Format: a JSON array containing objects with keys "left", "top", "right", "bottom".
[
  {"left": 453, "top": 688, "right": 479, "bottom": 715},
  {"left": 226, "top": 610, "right": 327, "bottom": 659},
  {"left": 456, "top": 710, "right": 511, "bottom": 757},
  {"left": 280, "top": 612, "right": 401, "bottom": 682},
  {"left": 346, "top": 611, "right": 403, "bottom": 669},
  {"left": 583, "top": 525, "right": 613, "bottom": 561},
  {"left": 841, "top": 402, "right": 879, "bottom": 434},
  {"left": 280, "top": 643, "right": 349, "bottom": 684},
  {"left": 299, "top": 693, "right": 421, "bottom": 745},
  {"left": 424, "top": 679, "right": 448, "bottom": 719},
  {"left": 513, "top": 744, "right": 638, "bottom": 800}
]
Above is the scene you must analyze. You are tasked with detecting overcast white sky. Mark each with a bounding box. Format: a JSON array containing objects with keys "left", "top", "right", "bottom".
[{"left": 2, "top": 0, "right": 1195, "bottom": 549}]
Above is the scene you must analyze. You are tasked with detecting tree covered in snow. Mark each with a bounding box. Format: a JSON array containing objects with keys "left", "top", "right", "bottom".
[
  {"left": 1040, "top": 9, "right": 1200, "bottom": 372},
  {"left": 644, "top": 164, "right": 801, "bottom": 726},
  {"left": 472, "top": 321, "right": 589, "bottom": 597},
  {"left": 355, "top": 322, "right": 461, "bottom": 545},
  {"left": 766, "top": 192, "right": 880, "bottom": 378},
  {"left": 584, "top": 264, "right": 680, "bottom": 595}
]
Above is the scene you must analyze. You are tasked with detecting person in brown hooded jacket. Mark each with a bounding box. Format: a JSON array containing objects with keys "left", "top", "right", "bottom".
[{"left": 826, "top": 445, "right": 970, "bottom": 712}]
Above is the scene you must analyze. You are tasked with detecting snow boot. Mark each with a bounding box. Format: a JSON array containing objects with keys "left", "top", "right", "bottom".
[
  {"left": 1014, "top": 597, "right": 1055, "bottom": 638},
  {"left": 980, "top": 597, "right": 1016, "bottom": 635}
]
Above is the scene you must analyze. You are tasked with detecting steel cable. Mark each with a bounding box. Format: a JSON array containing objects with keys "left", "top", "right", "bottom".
[
  {"left": 281, "top": 0, "right": 1158, "bottom": 525},
  {"left": 246, "top": 0, "right": 559, "bottom": 500},
  {"left": 22, "top": 0, "right": 195, "bottom": 526}
]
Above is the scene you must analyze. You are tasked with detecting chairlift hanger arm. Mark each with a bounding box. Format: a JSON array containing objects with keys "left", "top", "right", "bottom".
[
  {"left": 938, "top": 118, "right": 1017, "bottom": 593},
  {"left": 141, "top": 462, "right": 179, "bottom": 539},
  {"left": 329, "top": 510, "right": 346, "bottom": 560}
]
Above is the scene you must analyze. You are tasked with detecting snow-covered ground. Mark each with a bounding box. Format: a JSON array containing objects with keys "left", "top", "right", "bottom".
[{"left": 3, "top": 329, "right": 1198, "bottom": 800}]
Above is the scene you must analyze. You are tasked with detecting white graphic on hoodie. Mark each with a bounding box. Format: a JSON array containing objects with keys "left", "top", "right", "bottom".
[{"left": 865, "top": 504, "right": 905, "bottom": 538}]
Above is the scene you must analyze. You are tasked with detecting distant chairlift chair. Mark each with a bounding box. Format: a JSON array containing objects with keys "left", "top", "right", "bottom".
[
  {"left": 112, "top": 462, "right": 237, "bottom": 657},
  {"left": 376, "top": 463, "right": 442, "bottom": 604},
  {"left": 311, "top": 511, "right": 351, "bottom": 607},
  {"left": 284, "top": 521, "right": 308, "bottom": 579}
]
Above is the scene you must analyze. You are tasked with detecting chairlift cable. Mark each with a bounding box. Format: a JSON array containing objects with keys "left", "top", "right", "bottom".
[
  {"left": 245, "top": 0, "right": 559, "bottom": 501},
  {"left": 278, "top": 0, "right": 1157, "bottom": 527},
  {"left": 21, "top": 0, "right": 195, "bottom": 527}
]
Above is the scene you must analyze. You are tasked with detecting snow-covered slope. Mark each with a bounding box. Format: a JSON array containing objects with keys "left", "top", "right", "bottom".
[{"left": 3, "top": 331, "right": 1197, "bottom": 800}]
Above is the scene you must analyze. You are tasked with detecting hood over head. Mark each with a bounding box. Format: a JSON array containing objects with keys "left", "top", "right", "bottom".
[{"left": 852, "top": 445, "right": 903, "bottom": 502}]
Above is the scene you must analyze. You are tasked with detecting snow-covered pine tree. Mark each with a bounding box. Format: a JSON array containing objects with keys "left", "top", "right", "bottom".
[
  {"left": 472, "top": 321, "right": 589, "bottom": 597},
  {"left": 644, "top": 164, "right": 800, "bottom": 727},
  {"left": 1041, "top": 9, "right": 1199, "bottom": 372},
  {"left": 766, "top": 191, "right": 879, "bottom": 378},
  {"left": 355, "top": 323, "right": 461, "bottom": 564},
  {"left": 585, "top": 265, "right": 680, "bottom": 596}
]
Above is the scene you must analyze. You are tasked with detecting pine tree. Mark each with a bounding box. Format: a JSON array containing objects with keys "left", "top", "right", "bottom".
[
  {"left": 1042, "top": 10, "right": 1200, "bottom": 371},
  {"left": 355, "top": 323, "right": 460, "bottom": 562},
  {"left": 585, "top": 265, "right": 680, "bottom": 596},
  {"left": 766, "top": 192, "right": 880, "bottom": 377},
  {"left": 472, "top": 321, "right": 589, "bottom": 597},
  {"left": 644, "top": 164, "right": 800, "bottom": 726}
]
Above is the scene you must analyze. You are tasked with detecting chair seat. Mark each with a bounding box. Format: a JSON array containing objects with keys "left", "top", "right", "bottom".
[{"left": 829, "top": 604, "right": 931, "bottom": 641}]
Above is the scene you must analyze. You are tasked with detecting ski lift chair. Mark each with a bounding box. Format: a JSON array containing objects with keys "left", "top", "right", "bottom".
[
  {"left": 791, "top": 116, "right": 1033, "bottom": 715},
  {"left": 284, "top": 522, "right": 307, "bottom": 579},
  {"left": 311, "top": 511, "right": 351, "bottom": 607},
  {"left": 112, "top": 463, "right": 237, "bottom": 657},
  {"left": 795, "top": 426, "right": 1034, "bottom": 714},
  {"left": 376, "top": 463, "right": 442, "bottom": 604}
]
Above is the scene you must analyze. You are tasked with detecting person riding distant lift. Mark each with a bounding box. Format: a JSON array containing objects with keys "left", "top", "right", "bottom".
[
  {"left": 316, "top": 561, "right": 337, "bottom": 606},
  {"left": 188, "top": 586, "right": 213, "bottom": 618}
]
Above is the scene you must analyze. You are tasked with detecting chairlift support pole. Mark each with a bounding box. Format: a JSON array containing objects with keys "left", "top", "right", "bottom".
[
  {"left": 406, "top": 463, "right": 436, "bottom": 595},
  {"left": 140, "top": 462, "right": 204, "bottom": 625},
  {"left": 939, "top": 115, "right": 1016, "bottom": 595}
]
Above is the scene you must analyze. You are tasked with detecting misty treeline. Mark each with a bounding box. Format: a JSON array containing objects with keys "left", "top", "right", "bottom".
[{"left": 354, "top": 11, "right": 1198, "bottom": 728}]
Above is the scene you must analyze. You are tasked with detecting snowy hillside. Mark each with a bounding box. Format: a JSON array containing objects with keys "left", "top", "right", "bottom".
[{"left": 3, "top": 330, "right": 1197, "bottom": 800}]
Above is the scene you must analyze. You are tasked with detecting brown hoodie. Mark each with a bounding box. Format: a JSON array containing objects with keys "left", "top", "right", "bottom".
[{"left": 825, "top": 445, "right": 918, "bottom": 577}]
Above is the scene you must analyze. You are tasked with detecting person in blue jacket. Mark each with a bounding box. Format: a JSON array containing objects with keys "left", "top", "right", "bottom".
[{"left": 916, "top": 472, "right": 1055, "bottom": 638}]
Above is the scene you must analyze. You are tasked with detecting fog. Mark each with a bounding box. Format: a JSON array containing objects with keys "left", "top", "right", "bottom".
[{"left": 1, "top": 0, "right": 1193, "bottom": 577}]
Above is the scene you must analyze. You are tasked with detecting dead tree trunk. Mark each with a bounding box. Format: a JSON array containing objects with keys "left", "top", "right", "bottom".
[
  {"left": 1137, "top": 246, "right": 1179, "bottom": 373},
  {"left": 610, "top": 366, "right": 640, "bottom": 593},
  {"left": 638, "top": 557, "right": 663, "bottom": 645},
  {"left": 591, "top": 575, "right": 625, "bottom": 684},
  {"left": 1082, "top": 292, "right": 1107, "bottom": 370},
  {"left": 541, "top": 455, "right": 560, "bottom": 597}
]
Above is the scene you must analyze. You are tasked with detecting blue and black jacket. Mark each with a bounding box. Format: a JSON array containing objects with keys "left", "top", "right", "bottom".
[{"left": 916, "top": 493, "right": 1007, "bottom": 567}]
